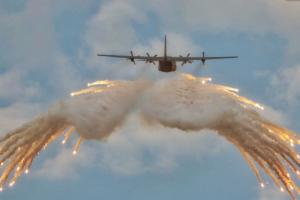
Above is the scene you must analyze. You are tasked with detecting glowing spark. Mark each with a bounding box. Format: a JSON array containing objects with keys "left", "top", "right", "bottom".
[
  {"left": 268, "top": 129, "right": 274, "bottom": 133},
  {"left": 290, "top": 139, "right": 295, "bottom": 147},
  {"left": 280, "top": 187, "right": 285, "bottom": 192},
  {"left": 9, "top": 181, "right": 15, "bottom": 187},
  {"left": 0, "top": 187, "right": 3, "bottom": 192},
  {"left": 255, "top": 103, "right": 264, "bottom": 110},
  {"left": 260, "top": 183, "right": 265, "bottom": 188},
  {"left": 25, "top": 169, "right": 29, "bottom": 175}
]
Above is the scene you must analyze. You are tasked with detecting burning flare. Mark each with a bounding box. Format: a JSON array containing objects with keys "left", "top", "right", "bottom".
[{"left": 0, "top": 73, "right": 299, "bottom": 199}]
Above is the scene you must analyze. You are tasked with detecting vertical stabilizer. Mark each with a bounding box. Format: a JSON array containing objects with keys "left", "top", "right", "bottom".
[{"left": 164, "top": 35, "right": 167, "bottom": 60}]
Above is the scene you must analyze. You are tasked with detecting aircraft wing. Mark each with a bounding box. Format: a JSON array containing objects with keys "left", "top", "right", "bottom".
[
  {"left": 171, "top": 56, "right": 238, "bottom": 61},
  {"left": 97, "top": 54, "right": 163, "bottom": 61}
]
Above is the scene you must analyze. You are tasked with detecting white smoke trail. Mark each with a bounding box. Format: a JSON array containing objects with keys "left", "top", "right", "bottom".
[{"left": 0, "top": 73, "right": 299, "bottom": 199}]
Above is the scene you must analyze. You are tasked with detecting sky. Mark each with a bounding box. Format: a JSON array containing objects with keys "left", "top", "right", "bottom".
[{"left": 1, "top": 0, "right": 300, "bottom": 199}]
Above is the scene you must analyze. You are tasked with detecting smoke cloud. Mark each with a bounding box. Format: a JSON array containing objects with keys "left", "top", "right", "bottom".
[{"left": 0, "top": 73, "right": 300, "bottom": 199}]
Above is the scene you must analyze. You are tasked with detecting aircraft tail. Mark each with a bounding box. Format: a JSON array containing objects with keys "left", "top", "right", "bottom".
[{"left": 164, "top": 35, "right": 167, "bottom": 60}]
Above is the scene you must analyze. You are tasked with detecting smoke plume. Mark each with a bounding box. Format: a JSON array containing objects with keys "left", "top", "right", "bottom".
[{"left": 0, "top": 73, "right": 300, "bottom": 199}]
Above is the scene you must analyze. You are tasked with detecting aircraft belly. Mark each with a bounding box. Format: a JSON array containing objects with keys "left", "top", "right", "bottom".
[{"left": 159, "top": 60, "right": 177, "bottom": 72}]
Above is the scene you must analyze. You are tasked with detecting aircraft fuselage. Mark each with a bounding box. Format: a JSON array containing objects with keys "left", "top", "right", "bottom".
[{"left": 158, "top": 59, "right": 177, "bottom": 72}]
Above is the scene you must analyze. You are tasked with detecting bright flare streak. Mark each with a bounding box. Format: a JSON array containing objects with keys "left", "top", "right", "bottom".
[
  {"left": 87, "top": 80, "right": 115, "bottom": 87},
  {"left": 62, "top": 127, "right": 74, "bottom": 145},
  {"left": 260, "top": 183, "right": 265, "bottom": 189},
  {"left": 182, "top": 73, "right": 196, "bottom": 80},
  {"left": 25, "top": 169, "right": 29, "bottom": 175},
  {"left": 221, "top": 86, "right": 240, "bottom": 93},
  {"left": 70, "top": 87, "right": 104, "bottom": 97},
  {"left": 72, "top": 137, "right": 83, "bottom": 156},
  {"left": 281, "top": 187, "right": 285, "bottom": 192}
]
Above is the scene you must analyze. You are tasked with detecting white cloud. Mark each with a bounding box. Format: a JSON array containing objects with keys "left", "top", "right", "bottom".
[
  {"left": 35, "top": 146, "right": 97, "bottom": 180},
  {"left": 0, "top": 102, "right": 42, "bottom": 135},
  {"left": 271, "top": 65, "right": 300, "bottom": 106},
  {"left": 0, "top": 0, "right": 89, "bottom": 98},
  {"left": 0, "top": 69, "right": 40, "bottom": 102},
  {"left": 33, "top": 114, "right": 228, "bottom": 178},
  {"left": 95, "top": 114, "right": 228, "bottom": 175},
  {"left": 98, "top": 0, "right": 300, "bottom": 59},
  {"left": 148, "top": 0, "right": 300, "bottom": 54},
  {"left": 0, "top": 0, "right": 90, "bottom": 137},
  {"left": 85, "top": 1, "right": 146, "bottom": 61}
]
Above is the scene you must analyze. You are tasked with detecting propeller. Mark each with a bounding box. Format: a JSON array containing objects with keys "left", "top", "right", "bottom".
[
  {"left": 181, "top": 53, "right": 192, "bottom": 66},
  {"left": 145, "top": 52, "right": 157, "bottom": 65},
  {"left": 201, "top": 51, "right": 206, "bottom": 65},
  {"left": 129, "top": 51, "right": 136, "bottom": 64}
]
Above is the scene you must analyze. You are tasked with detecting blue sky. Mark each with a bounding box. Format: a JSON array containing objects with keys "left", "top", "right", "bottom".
[{"left": 1, "top": 0, "right": 300, "bottom": 199}]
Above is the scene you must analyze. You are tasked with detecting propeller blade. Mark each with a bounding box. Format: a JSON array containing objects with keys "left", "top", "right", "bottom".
[
  {"left": 201, "top": 51, "right": 206, "bottom": 65},
  {"left": 130, "top": 51, "right": 136, "bottom": 64},
  {"left": 145, "top": 53, "right": 156, "bottom": 64}
]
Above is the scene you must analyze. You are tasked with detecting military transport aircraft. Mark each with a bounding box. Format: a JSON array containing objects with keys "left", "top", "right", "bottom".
[{"left": 97, "top": 36, "right": 238, "bottom": 72}]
